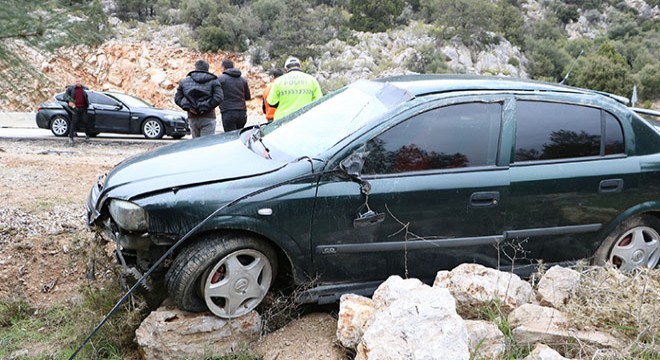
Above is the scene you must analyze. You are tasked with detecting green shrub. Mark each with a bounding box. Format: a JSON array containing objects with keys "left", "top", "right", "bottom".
[
  {"left": 197, "top": 26, "right": 233, "bottom": 52},
  {"left": 349, "top": 0, "right": 405, "bottom": 33},
  {"left": 637, "top": 63, "right": 660, "bottom": 101},
  {"left": 508, "top": 57, "right": 520, "bottom": 67},
  {"left": 420, "top": 0, "right": 497, "bottom": 47}
]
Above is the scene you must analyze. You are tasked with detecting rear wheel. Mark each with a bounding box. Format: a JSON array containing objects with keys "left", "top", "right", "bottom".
[
  {"left": 50, "top": 115, "right": 69, "bottom": 137},
  {"left": 142, "top": 118, "right": 164, "bottom": 139},
  {"left": 166, "top": 234, "right": 278, "bottom": 318},
  {"left": 594, "top": 215, "right": 660, "bottom": 271}
]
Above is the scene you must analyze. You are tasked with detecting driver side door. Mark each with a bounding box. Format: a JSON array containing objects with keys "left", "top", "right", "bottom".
[
  {"left": 88, "top": 92, "right": 131, "bottom": 132},
  {"left": 311, "top": 99, "right": 510, "bottom": 285}
]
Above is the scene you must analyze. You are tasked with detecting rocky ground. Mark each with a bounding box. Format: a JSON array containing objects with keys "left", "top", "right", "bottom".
[{"left": 0, "top": 136, "right": 347, "bottom": 359}]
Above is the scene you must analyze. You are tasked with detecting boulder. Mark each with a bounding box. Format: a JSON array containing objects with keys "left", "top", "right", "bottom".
[
  {"left": 135, "top": 302, "right": 261, "bottom": 360},
  {"left": 356, "top": 279, "right": 469, "bottom": 360},
  {"left": 522, "top": 343, "right": 572, "bottom": 360},
  {"left": 336, "top": 294, "right": 377, "bottom": 348},
  {"left": 465, "top": 320, "right": 506, "bottom": 359},
  {"left": 509, "top": 303, "right": 623, "bottom": 353},
  {"left": 433, "top": 263, "right": 533, "bottom": 318},
  {"left": 536, "top": 266, "right": 581, "bottom": 308}
]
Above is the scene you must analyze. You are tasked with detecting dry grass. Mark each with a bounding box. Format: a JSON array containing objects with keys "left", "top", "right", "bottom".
[{"left": 562, "top": 266, "right": 659, "bottom": 358}]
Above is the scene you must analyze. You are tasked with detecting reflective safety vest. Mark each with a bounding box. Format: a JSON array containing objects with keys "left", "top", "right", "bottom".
[{"left": 266, "top": 70, "right": 323, "bottom": 121}]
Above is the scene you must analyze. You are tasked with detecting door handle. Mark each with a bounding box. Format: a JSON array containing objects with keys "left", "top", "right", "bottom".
[
  {"left": 599, "top": 179, "right": 624, "bottom": 193},
  {"left": 353, "top": 210, "right": 385, "bottom": 228},
  {"left": 469, "top": 191, "right": 500, "bottom": 208}
]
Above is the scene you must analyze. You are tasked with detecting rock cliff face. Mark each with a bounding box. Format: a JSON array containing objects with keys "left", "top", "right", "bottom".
[{"left": 1, "top": 38, "right": 269, "bottom": 113}]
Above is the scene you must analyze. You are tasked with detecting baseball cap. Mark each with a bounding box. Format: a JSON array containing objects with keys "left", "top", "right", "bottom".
[{"left": 284, "top": 57, "right": 301, "bottom": 69}]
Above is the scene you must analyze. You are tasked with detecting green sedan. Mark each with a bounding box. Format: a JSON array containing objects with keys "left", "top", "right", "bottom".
[{"left": 86, "top": 74, "right": 660, "bottom": 318}]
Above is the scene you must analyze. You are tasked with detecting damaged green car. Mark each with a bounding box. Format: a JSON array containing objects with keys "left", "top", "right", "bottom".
[{"left": 86, "top": 75, "right": 660, "bottom": 318}]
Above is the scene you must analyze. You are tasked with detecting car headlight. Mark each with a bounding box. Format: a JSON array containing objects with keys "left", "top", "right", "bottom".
[
  {"left": 164, "top": 115, "right": 183, "bottom": 122},
  {"left": 108, "top": 199, "right": 148, "bottom": 232}
]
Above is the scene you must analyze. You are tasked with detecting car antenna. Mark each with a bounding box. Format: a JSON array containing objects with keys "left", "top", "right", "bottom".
[{"left": 559, "top": 49, "right": 584, "bottom": 85}]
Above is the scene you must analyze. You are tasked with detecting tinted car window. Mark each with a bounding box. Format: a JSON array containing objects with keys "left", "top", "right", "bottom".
[
  {"left": 515, "top": 101, "right": 601, "bottom": 162},
  {"left": 363, "top": 102, "right": 502, "bottom": 174},
  {"left": 604, "top": 112, "right": 624, "bottom": 155},
  {"left": 89, "top": 92, "right": 120, "bottom": 106}
]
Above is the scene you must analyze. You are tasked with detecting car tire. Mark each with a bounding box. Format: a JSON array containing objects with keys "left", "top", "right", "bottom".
[
  {"left": 166, "top": 234, "right": 278, "bottom": 318},
  {"left": 593, "top": 214, "right": 660, "bottom": 271},
  {"left": 50, "top": 115, "right": 70, "bottom": 137},
  {"left": 142, "top": 118, "right": 165, "bottom": 139}
]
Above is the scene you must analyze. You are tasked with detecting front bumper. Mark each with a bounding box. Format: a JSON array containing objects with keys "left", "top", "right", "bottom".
[{"left": 164, "top": 121, "right": 191, "bottom": 136}]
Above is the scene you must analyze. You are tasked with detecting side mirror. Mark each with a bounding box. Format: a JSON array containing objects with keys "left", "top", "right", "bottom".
[{"left": 340, "top": 148, "right": 369, "bottom": 178}]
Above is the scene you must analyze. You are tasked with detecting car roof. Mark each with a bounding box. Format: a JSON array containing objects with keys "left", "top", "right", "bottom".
[{"left": 378, "top": 74, "right": 629, "bottom": 104}]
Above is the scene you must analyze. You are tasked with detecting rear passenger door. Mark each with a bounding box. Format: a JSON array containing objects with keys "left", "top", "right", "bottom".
[{"left": 507, "top": 99, "right": 638, "bottom": 265}]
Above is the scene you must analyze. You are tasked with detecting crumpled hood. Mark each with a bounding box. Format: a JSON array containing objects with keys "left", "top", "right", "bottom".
[{"left": 101, "top": 132, "right": 284, "bottom": 200}]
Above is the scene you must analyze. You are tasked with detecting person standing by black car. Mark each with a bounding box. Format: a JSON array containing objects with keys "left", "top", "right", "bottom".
[
  {"left": 218, "top": 59, "right": 251, "bottom": 132},
  {"left": 65, "top": 78, "right": 90, "bottom": 144}
]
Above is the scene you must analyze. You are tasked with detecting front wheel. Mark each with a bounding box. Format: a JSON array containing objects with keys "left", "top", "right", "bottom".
[
  {"left": 142, "top": 118, "right": 164, "bottom": 139},
  {"left": 50, "top": 115, "right": 69, "bottom": 137},
  {"left": 593, "top": 215, "right": 660, "bottom": 271},
  {"left": 166, "top": 235, "right": 278, "bottom": 318}
]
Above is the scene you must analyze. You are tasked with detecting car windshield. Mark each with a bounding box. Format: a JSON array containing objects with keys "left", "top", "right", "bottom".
[
  {"left": 107, "top": 93, "right": 153, "bottom": 108},
  {"left": 260, "top": 80, "right": 414, "bottom": 157}
]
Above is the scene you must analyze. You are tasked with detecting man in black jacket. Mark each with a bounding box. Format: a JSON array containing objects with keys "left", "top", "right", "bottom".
[
  {"left": 65, "top": 78, "right": 90, "bottom": 144},
  {"left": 175, "top": 59, "right": 224, "bottom": 138},
  {"left": 217, "top": 59, "right": 251, "bottom": 132}
]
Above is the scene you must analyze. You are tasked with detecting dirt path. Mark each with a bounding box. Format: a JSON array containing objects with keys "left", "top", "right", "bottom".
[
  {"left": 0, "top": 138, "right": 163, "bottom": 307},
  {"left": 0, "top": 137, "right": 345, "bottom": 359}
]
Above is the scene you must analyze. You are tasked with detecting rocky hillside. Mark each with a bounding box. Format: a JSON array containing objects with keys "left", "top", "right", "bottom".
[
  {"left": 1, "top": 0, "right": 657, "bottom": 113},
  {"left": 1, "top": 35, "right": 269, "bottom": 113},
  {"left": 0, "top": 14, "right": 531, "bottom": 114}
]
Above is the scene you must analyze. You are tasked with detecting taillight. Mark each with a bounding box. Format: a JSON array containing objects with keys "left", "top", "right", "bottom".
[{"left": 37, "top": 106, "right": 42, "bottom": 111}]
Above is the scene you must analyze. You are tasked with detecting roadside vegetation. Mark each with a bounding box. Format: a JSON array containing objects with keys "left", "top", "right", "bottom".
[
  {"left": 112, "top": 0, "right": 659, "bottom": 104},
  {"left": 0, "top": 280, "right": 146, "bottom": 359},
  {"left": 1, "top": 0, "right": 658, "bottom": 103}
]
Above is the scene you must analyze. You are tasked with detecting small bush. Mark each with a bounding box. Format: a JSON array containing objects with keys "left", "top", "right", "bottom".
[{"left": 508, "top": 57, "right": 520, "bottom": 67}]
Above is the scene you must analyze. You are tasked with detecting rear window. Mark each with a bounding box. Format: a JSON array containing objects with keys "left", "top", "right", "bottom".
[{"left": 514, "top": 101, "right": 624, "bottom": 162}]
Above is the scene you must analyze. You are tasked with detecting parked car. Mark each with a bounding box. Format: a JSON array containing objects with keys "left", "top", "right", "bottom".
[
  {"left": 86, "top": 75, "right": 660, "bottom": 319},
  {"left": 36, "top": 91, "right": 190, "bottom": 139}
]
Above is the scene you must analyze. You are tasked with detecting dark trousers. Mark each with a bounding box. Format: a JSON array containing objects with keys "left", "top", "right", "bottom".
[
  {"left": 69, "top": 108, "right": 93, "bottom": 139},
  {"left": 221, "top": 110, "right": 247, "bottom": 132}
]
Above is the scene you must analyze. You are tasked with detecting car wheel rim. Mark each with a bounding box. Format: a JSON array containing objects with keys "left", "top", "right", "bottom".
[
  {"left": 609, "top": 226, "right": 660, "bottom": 271},
  {"left": 201, "top": 249, "right": 272, "bottom": 318},
  {"left": 52, "top": 118, "right": 68, "bottom": 136},
  {"left": 144, "top": 121, "right": 161, "bottom": 138}
]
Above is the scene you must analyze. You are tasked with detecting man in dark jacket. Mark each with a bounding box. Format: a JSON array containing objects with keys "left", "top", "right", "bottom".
[
  {"left": 175, "top": 59, "right": 224, "bottom": 138},
  {"left": 65, "top": 78, "right": 90, "bottom": 144},
  {"left": 217, "top": 59, "right": 251, "bottom": 132}
]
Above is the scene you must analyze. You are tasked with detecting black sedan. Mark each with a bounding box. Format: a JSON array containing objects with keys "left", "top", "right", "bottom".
[{"left": 36, "top": 91, "right": 190, "bottom": 139}]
